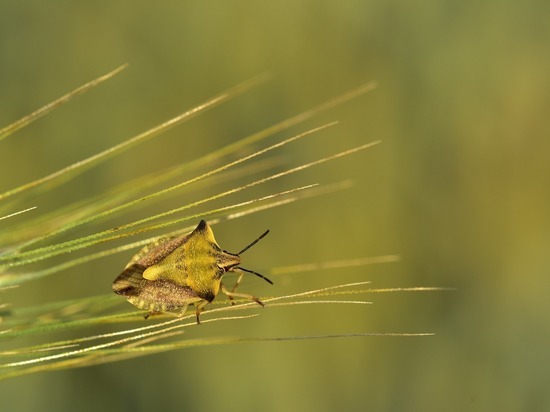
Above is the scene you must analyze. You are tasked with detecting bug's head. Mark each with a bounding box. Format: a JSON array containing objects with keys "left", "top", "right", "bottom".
[{"left": 221, "top": 227, "right": 273, "bottom": 285}]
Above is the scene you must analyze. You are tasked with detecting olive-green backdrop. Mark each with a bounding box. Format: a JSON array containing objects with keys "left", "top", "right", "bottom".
[{"left": 1, "top": 1, "right": 549, "bottom": 411}]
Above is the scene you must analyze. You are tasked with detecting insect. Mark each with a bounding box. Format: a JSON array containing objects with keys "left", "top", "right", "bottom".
[{"left": 112, "top": 220, "right": 272, "bottom": 323}]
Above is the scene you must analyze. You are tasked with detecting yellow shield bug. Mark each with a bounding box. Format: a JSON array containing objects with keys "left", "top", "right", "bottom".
[{"left": 112, "top": 220, "right": 272, "bottom": 323}]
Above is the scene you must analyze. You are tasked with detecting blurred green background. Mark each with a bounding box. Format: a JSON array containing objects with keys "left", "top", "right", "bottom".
[{"left": 1, "top": 1, "right": 549, "bottom": 411}]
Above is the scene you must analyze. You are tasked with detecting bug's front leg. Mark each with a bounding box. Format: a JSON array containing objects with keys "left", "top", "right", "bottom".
[
  {"left": 221, "top": 283, "right": 265, "bottom": 307},
  {"left": 227, "top": 272, "right": 245, "bottom": 305}
]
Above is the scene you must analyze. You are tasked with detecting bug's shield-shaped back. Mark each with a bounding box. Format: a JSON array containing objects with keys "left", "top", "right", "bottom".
[
  {"left": 112, "top": 220, "right": 240, "bottom": 314},
  {"left": 112, "top": 231, "right": 203, "bottom": 312}
]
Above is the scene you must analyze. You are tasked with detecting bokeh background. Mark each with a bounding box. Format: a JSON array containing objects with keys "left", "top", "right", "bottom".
[{"left": 1, "top": 1, "right": 549, "bottom": 411}]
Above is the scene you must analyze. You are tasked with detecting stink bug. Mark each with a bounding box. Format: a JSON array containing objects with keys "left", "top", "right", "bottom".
[{"left": 112, "top": 220, "right": 272, "bottom": 323}]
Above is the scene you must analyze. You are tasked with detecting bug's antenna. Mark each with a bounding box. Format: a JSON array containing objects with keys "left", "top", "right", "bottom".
[
  {"left": 237, "top": 267, "right": 273, "bottom": 285},
  {"left": 236, "top": 229, "right": 269, "bottom": 255}
]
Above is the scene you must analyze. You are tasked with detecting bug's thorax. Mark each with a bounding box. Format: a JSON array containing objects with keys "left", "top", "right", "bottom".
[
  {"left": 181, "top": 221, "right": 241, "bottom": 299},
  {"left": 187, "top": 220, "right": 242, "bottom": 274}
]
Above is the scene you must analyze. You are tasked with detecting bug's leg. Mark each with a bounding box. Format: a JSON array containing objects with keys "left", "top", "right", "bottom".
[
  {"left": 194, "top": 301, "right": 209, "bottom": 325},
  {"left": 227, "top": 273, "right": 245, "bottom": 305},
  {"left": 221, "top": 284, "right": 265, "bottom": 307},
  {"left": 231, "top": 272, "right": 244, "bottom": 293},
  {"left": 144, "top": 311, "right": 161, "bottom": 319},
  {"left": 177, "top": 304, "right": 189, "bottom": 318}
]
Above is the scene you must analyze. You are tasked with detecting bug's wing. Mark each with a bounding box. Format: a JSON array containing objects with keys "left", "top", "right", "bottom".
[
  {"left": 123, "top": 238, "right": 165, "bottom": 269},
  {"left": 112, "top": 263, "right": 147, "bottom": 296},
  {"left": 125, "top": 234, "right": 190, "bottom": 269},
  {"left": 114, "top": 234, "right": 190, "bottom": 294}
]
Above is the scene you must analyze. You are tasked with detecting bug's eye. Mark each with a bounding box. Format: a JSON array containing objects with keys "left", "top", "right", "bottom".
[{"left": 218, "top": 263, "right": 236, "bottom": 273}]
